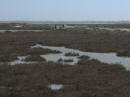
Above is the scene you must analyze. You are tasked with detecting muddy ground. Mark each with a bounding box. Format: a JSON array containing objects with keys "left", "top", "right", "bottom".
[{"left": 0, "top": 27, "right": 130, "bottom": 97}]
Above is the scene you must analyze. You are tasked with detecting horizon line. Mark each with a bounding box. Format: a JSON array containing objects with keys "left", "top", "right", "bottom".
[{"left": 0, "top": 20, "right": 130, "bottom": 24}]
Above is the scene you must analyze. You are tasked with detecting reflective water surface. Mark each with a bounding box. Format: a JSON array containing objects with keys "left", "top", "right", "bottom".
[
  {"left": 48, "top": 84, "right": 64, "bottom": 90},
  {"left": 32, "top": 44, "right": 130, "bottom": 70}
]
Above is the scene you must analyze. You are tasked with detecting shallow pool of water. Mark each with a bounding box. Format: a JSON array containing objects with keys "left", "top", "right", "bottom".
[
  {"left": 9, "top": 56, "right": 36, "bottom": 65},
  {"left": 48, "top": 84, "right": 64, "bottom": 90},
  {"left": 0, "top": 30, "right": 43, "bottom": 33},
  {"left": 9, "top": 56, "right": 28, "bottom": 65},
  {"left": 32, "top": 44, "right": 130, "bottom": 70}
]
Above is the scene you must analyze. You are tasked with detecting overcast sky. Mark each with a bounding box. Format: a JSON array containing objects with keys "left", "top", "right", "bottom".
[{"left": 0, "top": 0, "right": 130, "bottom": 21}]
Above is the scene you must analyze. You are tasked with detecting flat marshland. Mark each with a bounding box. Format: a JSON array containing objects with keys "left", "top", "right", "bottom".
[{"left": 0, "top": 23, "right": 130, "bottom": 97}]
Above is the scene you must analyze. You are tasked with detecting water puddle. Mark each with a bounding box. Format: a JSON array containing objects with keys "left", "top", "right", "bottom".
[
  {"left": 32, "top": 44, "right": 130, "bottom": 70},
  {"left": 48, "top": 84, "right": 63, "bottom": 90},
  {"left": 0, "top": 30, "right": 43, "bottom": 33},
  {"left": 9, "top": 56, "right": 28, "bottom": 65},
  {"left": 40, "top": 54, "right": 79, "bottom": 65},
  {"left": 9, "top": 56, "right": 36, "bottom": 65}
]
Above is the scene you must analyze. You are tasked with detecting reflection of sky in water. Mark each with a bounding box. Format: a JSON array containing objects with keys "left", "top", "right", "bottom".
[
  {"left": 40, "top": 53, "right": 79, "bottom": 66},
  {"left": 48, "top": 84, "right": 63, "bottom": 90},
  {"left": 9, "top": 56, "right": 36, "bottom": 65},
  {"left": 0, "top": 30, "right": 42, "bottom": 33},
  {"left": 32, "top": 44, "right": 130, "bottom": 70},
  {"left": 9, "top": 56, "right": 28, "bottom": 65}
]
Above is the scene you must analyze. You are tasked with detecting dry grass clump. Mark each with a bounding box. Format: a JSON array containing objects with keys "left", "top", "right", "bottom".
[
  {"left": 78, "top": 55, "right": 89, "bottom": 59},
  {"left": 64, "top": 52, "right": 79, "bottom": 56},
  {"left": 117, "top": 50, "right": 130, "bottom": 57},
  {"left": 58, "top": 58, "right": 73, "bottom": 62},
  {"left": 58, "top": 58, "right": 63, "bottom": 62},
  {"left": 0, "top": 55, "right": 17, "bottom": 62},
  {"left": 64, "top": 59, "right": 73, "bottom": 62},
  {"left": 28, "top": 48, "right": 61, "bottom": 55},
  {"left": 25, "top": 55, "right": 46, "bottom": 62}
]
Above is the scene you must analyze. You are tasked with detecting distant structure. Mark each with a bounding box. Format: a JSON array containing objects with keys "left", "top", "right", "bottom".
[
  {"left": 54, "top": 24, "right": 65, "bottom": 30},
  {"left": 53, "top": 24, "right": 73, "bottom": 30},
  {"left": 14, "top": 24, "right": 22, "bottom": 28}
]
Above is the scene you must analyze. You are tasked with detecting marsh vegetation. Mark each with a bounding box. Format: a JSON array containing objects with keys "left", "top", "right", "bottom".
[{"left": 0, "top": 23, "right": 130, "bottom": 97}]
